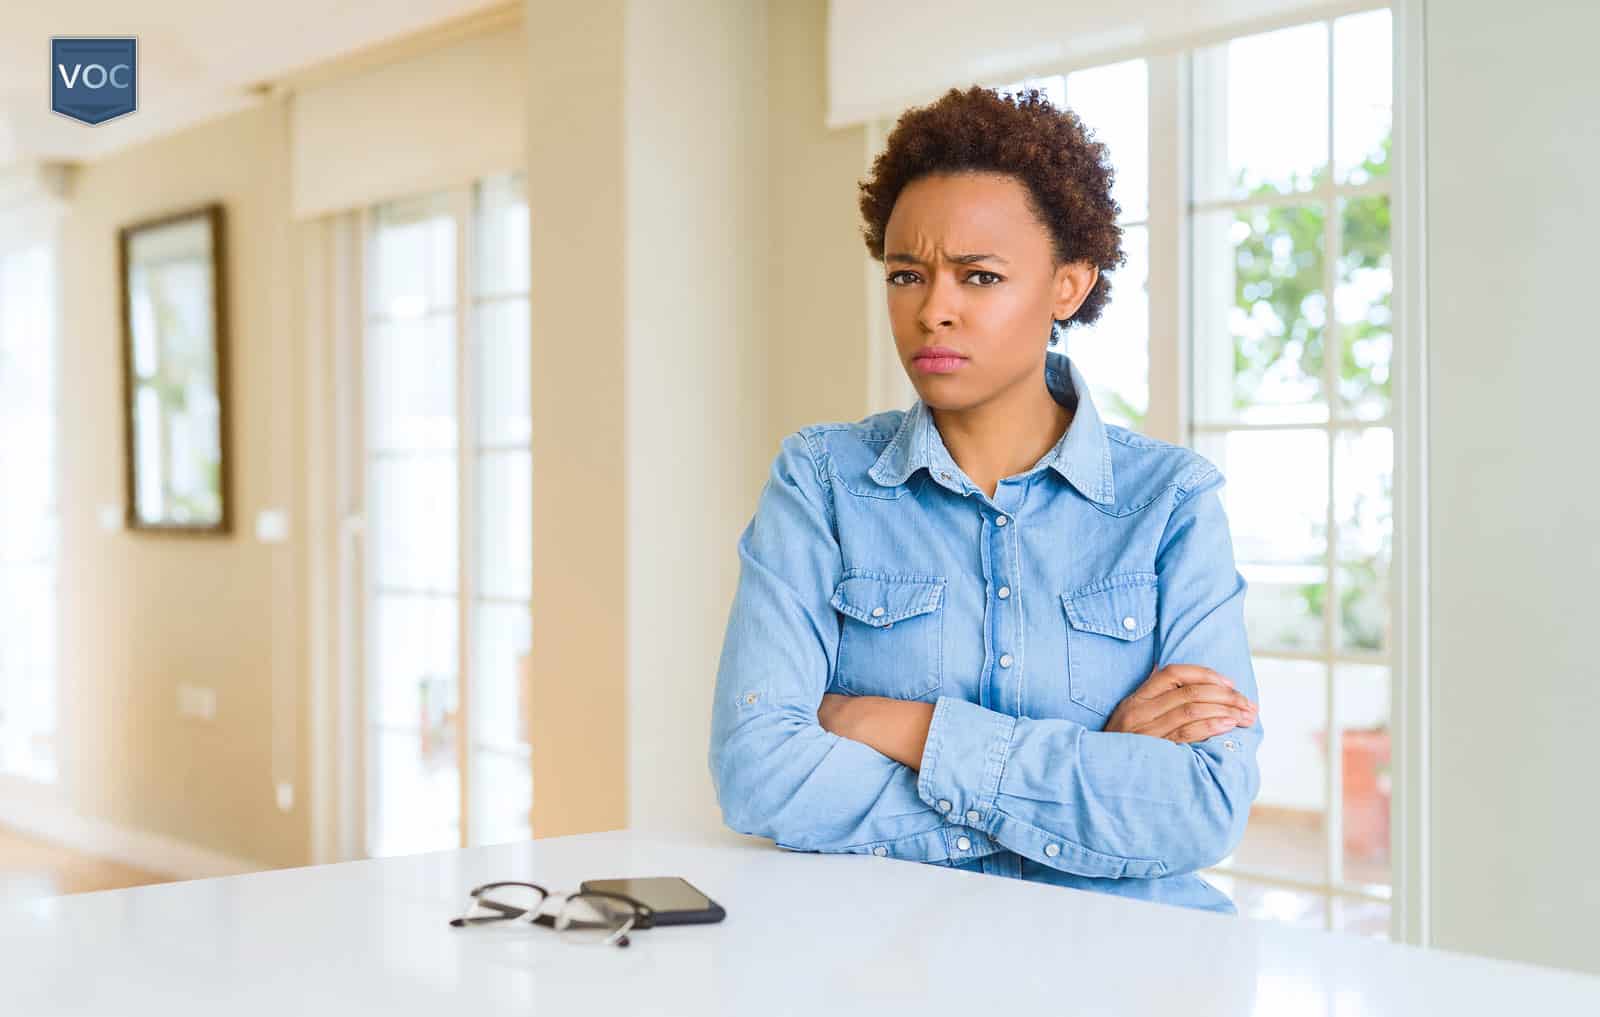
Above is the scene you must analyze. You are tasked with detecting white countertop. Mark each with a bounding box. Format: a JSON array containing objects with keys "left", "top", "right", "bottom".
[{"left": 3, "top": 829, "right": 1597, "bottom": 1015}]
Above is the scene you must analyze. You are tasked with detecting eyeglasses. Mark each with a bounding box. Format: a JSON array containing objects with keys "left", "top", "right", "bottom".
[{"left": 449, "top": 882, "right": 656, "bottom": 948}]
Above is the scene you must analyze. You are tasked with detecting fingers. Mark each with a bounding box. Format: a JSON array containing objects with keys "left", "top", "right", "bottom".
[
  {"left": 1129, "top": 664, "right": 1234, "bottom": 701},
  {"left": 1114, "top": 679, "right": 1256, "bottom": 736},
  {"left": 1140, "top": 682, "right": 1258, "bottom": 723},
  {"left": 1164, "top": 715, "right": 1243, "bottom": 744},
  {"left": 1143, "top": 700, "right": 1254, "bottom": 741}
]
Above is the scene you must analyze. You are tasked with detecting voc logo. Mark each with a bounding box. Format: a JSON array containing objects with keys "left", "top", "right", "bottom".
[{"left": 51, "top": 37, "right": 137, "bottom": 126}]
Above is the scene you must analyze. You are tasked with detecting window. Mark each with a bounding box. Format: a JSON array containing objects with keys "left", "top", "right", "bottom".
[
  {"left": 0, "top": 242, "right": 59, "bottom": 782},
  {"left": 1190, "top": 9, "right": 1395, "bottom": 938},
  {"left": 1001, "top": 62, "right": 1151, "bottom": 430},
  {"left": 362, "top": 172, "right": 532, "bottom": 856}
]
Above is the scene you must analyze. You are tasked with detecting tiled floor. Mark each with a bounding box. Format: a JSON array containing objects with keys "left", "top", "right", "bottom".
[{"left": 0, "top": 825, "right": 171, "bottom": 903}]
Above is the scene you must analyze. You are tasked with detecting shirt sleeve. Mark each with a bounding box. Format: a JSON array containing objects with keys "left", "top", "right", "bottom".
[
  {"left": 708, "top": 432, "right": 1002, "bottom": 863},
  {"left": 913, "top": 463, "right": 1263, "bottom": 879}
]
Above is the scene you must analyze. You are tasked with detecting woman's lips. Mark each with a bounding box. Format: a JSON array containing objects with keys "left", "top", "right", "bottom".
[{"left": 912, "top": 350, "right": 968, "bottom": 375}]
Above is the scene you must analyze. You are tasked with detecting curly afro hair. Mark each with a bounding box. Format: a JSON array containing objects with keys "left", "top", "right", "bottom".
[{"left": 858, "top": 86, "right": 1126, "bottom": 329}]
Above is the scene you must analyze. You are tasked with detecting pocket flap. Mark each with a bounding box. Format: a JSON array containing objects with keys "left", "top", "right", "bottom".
[
  {"left": 831, "top": 573, "right": 945, "bottom": 628},
  {"left": 1062, "top": 572, "right": 1158, "bottom": 641}
]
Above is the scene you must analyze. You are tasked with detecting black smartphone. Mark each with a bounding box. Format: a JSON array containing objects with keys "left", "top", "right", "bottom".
[{"left": 578, "top": 876, "right": 726, "bottom": 926}]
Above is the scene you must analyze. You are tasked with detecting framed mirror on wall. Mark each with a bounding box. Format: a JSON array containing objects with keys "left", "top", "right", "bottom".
[{"left": 117, "top": 202, "right": 231, "bottom": 534}]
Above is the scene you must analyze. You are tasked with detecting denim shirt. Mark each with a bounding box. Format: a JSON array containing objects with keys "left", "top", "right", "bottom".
[{"left": 708, "top": 354, "right": 1262, "bottom": 914}]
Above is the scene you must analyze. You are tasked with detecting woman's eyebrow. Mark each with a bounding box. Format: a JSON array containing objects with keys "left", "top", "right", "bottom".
[{"left": 885, "top": 252, "right": 1009, "bottom": 266}]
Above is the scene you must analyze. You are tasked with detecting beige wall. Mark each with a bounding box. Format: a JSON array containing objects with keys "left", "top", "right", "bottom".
[
  {"left": 524, "top": 0, "right": 630, "bottom": 838},
  {"left": 54, "top": 100, "right": 309, "bottom": 871},
  {"left": 767, "top": 0, "right": 872, "bottom": 449},
  {"left": 1425, "top": 0, "right": 1600, "bottom": 975}
]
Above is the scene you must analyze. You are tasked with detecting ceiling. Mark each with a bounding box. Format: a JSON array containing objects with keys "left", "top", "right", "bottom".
[{"left": 1, "top": 0, "right": 509, "bottom": 170}]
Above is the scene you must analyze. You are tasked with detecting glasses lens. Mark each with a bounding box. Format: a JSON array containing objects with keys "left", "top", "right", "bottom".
[
  {"left": 469, "top": 884, "right": 546, "bottom": 923},
  {"left": 556, "top": 893, "right": 637, "bottom": 944}
]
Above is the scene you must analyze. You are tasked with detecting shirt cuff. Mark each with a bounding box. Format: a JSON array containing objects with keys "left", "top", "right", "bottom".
[
  {"left": 781, "top": 824, "right": 1001, "bottom": 864},
  {"left": 916, "top": 695, "right": 1016, "bottom": 835}
]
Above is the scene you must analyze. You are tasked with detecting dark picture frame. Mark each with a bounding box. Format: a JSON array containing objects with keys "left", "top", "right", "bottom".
[{"left": 117, "top": 202, "right": 231, "bottom": 534}]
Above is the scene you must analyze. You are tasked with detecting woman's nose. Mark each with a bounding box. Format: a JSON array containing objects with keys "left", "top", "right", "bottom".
[{"left": 916, "top": 274, "right": 960, "bottom": 332}]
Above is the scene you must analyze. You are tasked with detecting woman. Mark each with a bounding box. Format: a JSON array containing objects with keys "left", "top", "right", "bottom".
[{"left": 708, "top": 86, "right": 1261, "bottom": 914}]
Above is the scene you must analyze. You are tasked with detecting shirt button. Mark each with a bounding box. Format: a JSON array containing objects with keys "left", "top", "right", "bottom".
[
  {"left": 871, "top": 607, "right": 885, "bottom": 618},
  {"left": 995, "top": 515, "right": 1008, "bottom": 527},
  {"left": 998, "top": 654, "right": 1013, "bottom": 669},
  {"left": 872, "top": 846, "right": 887, "bottom": 857},
  {"left": 965, "top": 809, "right": 980, "bottom": 823},
  {"left": 956, "top": 836, "right": 971, "bottom": 851},
  {"left": 937, "top": 799, "right": 952, "bottom": 812},
  {"left": 744, "top": 693, "right": 758, "bottom": 705},
  {"left": 997, "top": 586, "right": 1010, "bottom": 599},
  {"left": 1224, "top": 739, "right": 1239, "bottom": 752},
  {"left": 1044, "top": 843, "right": 1061, "bottom": 858},
  {"left": 1122, "top": 616, "right": 1138, "bottom": 631}
]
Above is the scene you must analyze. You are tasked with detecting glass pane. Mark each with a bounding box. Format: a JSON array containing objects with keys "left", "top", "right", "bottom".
[
  {"left": 1333, "top": 897, "right": 1392, "bottom": 940},
  {"left": 373, "top": 594, "right": 459, "bottom": 731},
  {"left": 371, "top": 730, "right": 459, "bottom": 857},
  {"left": 1336, "top": 560, "right": 1389, "bottom": 654},
  {"left": 1334, "top": 9, "right": 1393, "bottom": 185},
  {"left": 1192, "top": 205, "right": 1328, "bottom": 425},
  {"left": 473, "top": 601, "right": 532, "bottom": 751},
  {"left": 1196, "top": 430, "right": 1328, "bottom": 564},
  {"left": 1066, "top": 59, "right": 1148, "bottom": 222},
  {"left": 369, "top": 315, "right": 457, "bottom": 452},
  {"left": 1334, "top": 427, "right": 1392, "bottom": 654},
  {"left": 1334, "top": 428, "right": 1393, "bottom": 560},
  {"left": 372, "top": 195, "right": 455, "bottom": 318},
  {"left": 1241, "top": 565, "right": 1324, "bottom": 652},
  {"left": 1194, "top": 22, "right": 1329, "bottom": 200},
  {"left": 1336, "top": 665, "right": 1392, "bottom": 888},
  {"left": 1068, "top": 224, "right": 1148, "bottom": 429},
  {"left": 1205, "top": 873, "right": 1327, "bottom": 931},
  {"left": 1220, "top": 658, "right": 1327, "bottom": 883},
  {"left": 475, "top": 172, "right": 530, "bottom": 298},
  {"left": 474, "top": 749, "right": 533, "bottom": 846},
  {"left": 1337, "top": 196, "right": 1393, "bottom": 420},
  {"left": 370, "top": 454, "right": 458, "bottom": 593},
  {"left": 477, "top": 450, "right": 532, "bottom": 601},
  {"left": 0, "top": 563, "right": 58, "bottom": 781},
  {"left": 476, "top": 299, "right": 531, "bottom": 446}
]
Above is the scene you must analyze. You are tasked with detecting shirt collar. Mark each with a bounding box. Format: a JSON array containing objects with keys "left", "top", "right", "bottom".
[{"left": 868, "top": 353, "right": 1115, "bottom": 505}]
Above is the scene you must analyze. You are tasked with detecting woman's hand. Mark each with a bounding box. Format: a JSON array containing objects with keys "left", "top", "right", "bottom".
[
  {"left": 1105, "top": 664, "right": 1258, "bottom": 743},
  {"left": 818, "top": 693, "right": 935, "bottom": 770}
]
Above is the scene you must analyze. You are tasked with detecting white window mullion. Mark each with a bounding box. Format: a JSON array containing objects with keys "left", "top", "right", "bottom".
[{"left": 1322, "top": 16, "right": 1346, "bottom": 924}]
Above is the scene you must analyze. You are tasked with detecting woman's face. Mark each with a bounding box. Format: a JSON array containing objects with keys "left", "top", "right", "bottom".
[{"left": 882, "top": 171, "right": 1096, "bottom": 412}]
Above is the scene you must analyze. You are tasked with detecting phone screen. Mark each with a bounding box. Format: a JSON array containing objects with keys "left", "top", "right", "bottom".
[{"left": 582, "top": 877, "right": 712, "bottom": 913}]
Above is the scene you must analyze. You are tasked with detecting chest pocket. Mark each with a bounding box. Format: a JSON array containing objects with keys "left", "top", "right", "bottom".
[
  {"left": 829, "top": 571, "right": 946, "bottom": 703},
  {"left": 1062, "top": 572, "right": 1160, "bottom": 717}
]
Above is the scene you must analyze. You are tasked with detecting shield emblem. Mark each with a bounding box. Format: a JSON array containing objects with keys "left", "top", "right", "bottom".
[{"left": 51, "top": 37, "right": 137, "bottom": 126}]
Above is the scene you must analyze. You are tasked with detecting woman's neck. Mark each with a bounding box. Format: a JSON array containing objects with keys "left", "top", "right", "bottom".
[{"left": 930, "top": 373, "right": 1073, "bottom": 499}]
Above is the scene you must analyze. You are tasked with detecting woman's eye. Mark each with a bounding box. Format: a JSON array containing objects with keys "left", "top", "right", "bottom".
[
  {"left": 969, "top": 271, "right": 1003, "bottom": 286},
  {"left": 886, "top": 271, "right": 919, "bottom": 286}
]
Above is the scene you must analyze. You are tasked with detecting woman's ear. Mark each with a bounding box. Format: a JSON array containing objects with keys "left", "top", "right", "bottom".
[{"left": 1052, "top": 261, "right": 1099, "bottom": 323}]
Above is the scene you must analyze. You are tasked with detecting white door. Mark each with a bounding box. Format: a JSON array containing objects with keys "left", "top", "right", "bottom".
[{"left": 355, "top": 172, "right": 533, "bottom": 856}]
